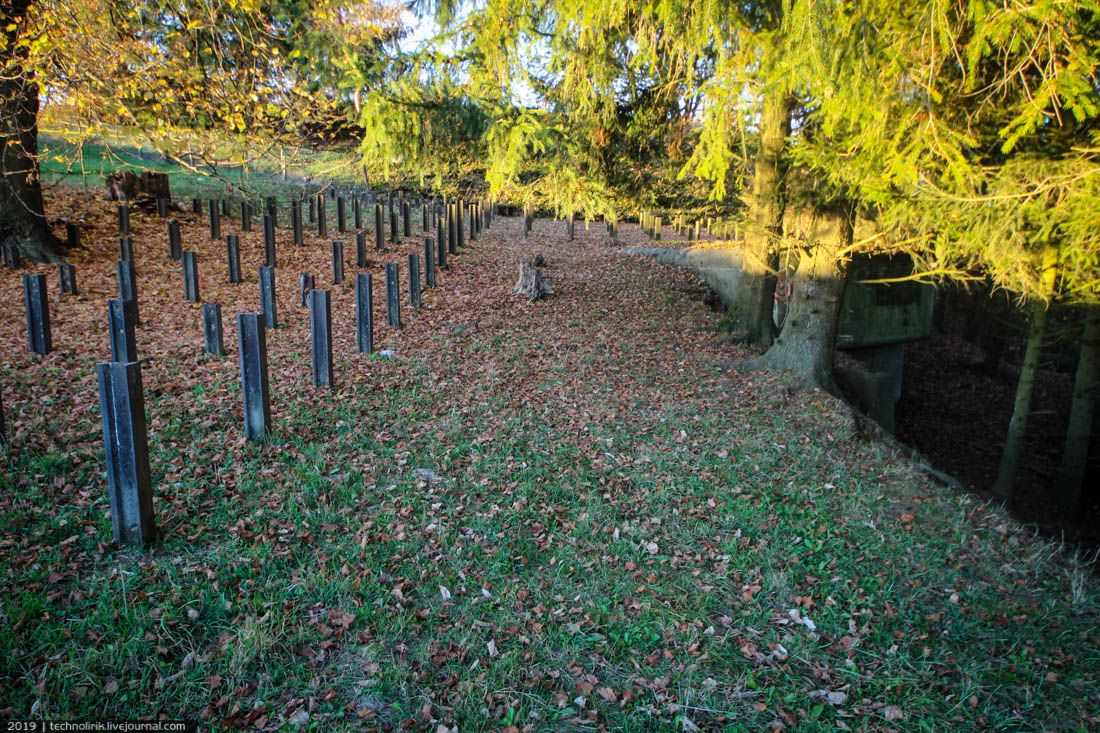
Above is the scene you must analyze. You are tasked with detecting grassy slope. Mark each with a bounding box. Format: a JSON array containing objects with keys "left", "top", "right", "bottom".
[
  {"left": 38, "top": 127, "right": 364, "bottom": 200},
  {"left": 0, "top": 185, "right": 1097, "bottom": 731}
]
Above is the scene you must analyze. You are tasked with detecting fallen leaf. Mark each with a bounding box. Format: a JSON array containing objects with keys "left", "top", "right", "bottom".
[{"left": 809, "top": 689, "right": 846, "bottom": 706}]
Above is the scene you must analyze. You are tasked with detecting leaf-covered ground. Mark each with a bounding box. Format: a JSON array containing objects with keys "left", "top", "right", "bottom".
[
  {"left": 896, "top": 330, "right": 1100, "bottom": 551},
  {"left": 2, "top": 189, "right": 1098, "bottom": 731}
]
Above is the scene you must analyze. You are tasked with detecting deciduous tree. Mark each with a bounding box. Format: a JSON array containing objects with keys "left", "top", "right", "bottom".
[{"left": 1, "top": 0, "right": 403, "bottom": 261}]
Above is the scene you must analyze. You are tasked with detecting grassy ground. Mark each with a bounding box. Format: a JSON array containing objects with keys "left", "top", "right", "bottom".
[
  {"left": 38, "top": 125, "right": 365, "bottom": 200},
  {"left": 1, "top": 185, "right": 1098, "bottom": 731}
]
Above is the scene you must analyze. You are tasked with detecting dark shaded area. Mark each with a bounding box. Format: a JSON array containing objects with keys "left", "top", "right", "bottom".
[{"left": 897, "top": 324, "right": 1100, "bottom": 560}]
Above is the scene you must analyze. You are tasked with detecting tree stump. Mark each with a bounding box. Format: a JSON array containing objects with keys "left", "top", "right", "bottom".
[
  {"left": 105, "top": 171, "right": 172, "bottom": 210},
  {"left": 513, "top": 259, "right": 554, "bottom": 300}
]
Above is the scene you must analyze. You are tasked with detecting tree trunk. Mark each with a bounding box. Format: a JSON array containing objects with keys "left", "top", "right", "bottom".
[
  {"left": 1052, "top": 304, "right": 1100, "bottom": 512},
  {"left": 725, "top": 89, "right": 793, "bottom": 344},
  {"left": 992, "top": 247, "right": 1060, "bottom": 504},
  {"left": 0, "top": 0, "right": 63, "bottom": 262},
  {"left": 746, "top": 206, "right": 852, "bottom": 392}
]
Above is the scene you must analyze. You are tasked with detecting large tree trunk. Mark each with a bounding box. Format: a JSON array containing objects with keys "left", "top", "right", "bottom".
[
  {"left": 992, "top": 247, "right": 1060, "bottom": 504},
  {"left": 746, "top": 206, "right": 852, "bottom": 391},
  {"left": 725, "top": 89, "right": 793, "bottom": 345},
  {"left": 1052, "top": 304, "right": 1099, "bottom": 512},
  {"left": 0, "top": 0, "right": 63, "bottom": 263}
]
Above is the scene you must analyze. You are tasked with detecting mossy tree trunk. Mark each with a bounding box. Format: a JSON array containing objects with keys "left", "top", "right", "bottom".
[
  {"left": 1053, "top": 304, "right": 1099, "bottom": 512},
  {"left": 992, "top": 247, "right": 1060, "bottom": 504},
  {"left": 725, "top": 89, "right": 793, "bottom": 345},
  {"left": 0, "top": 0, "right": 63, "bottom": 263},
  {"left": 747, "top": 205, "right": 853, "bottom": 392}
]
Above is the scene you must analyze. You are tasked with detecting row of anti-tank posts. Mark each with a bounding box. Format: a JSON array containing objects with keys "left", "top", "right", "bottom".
[
  {"left": 506, "top": 204, "right": 737, "bottom": 245},
  {"left": 638, "top": 211, "right": 739, "bottom": 242},
  {"left": 517, "top": 204, "right": 621, "bottom": 243},
  {"left": 4, "top": 190, "right": 496, "bottom": 547},
  {"left": 11, "top": 188, "right": 488, "bottom": 354},
  {"left": 0, "top": 187, "right": 485, "bottom": 271}
]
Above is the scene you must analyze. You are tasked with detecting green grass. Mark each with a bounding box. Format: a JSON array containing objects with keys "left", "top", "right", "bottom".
[
  {"left": 2, "top": 356, "right": 1097, "bottom": 730},
  {"left": 38, "top": 124, "right": 364, "bottom": 200},
  {"left": 1, "top": 148, "right": 1097, "bottom": 728}
]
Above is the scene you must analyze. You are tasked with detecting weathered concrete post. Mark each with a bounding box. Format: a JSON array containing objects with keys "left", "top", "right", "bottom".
[
  {"left": 408, "top": 253, "right": 421, "bottom": 309},
  {"left": 263, "top": 213, "right": 277, "bottom": 268},
  {"left": 385, "top": 263, "right": 401, "bottom": 328},
  {"left": 259, "top": 266, "right": 277, "bottom": 329},
  {"left": 226, "top": 235, "right": 242, "bottom": 284},
  {"left": 457, "top": 200, "right": 465, "bottom": 248},
  {"left": 437, "top": 220, "right": 447, "bottom": 269},
  {"left": 59, "top": 263, "right": 77, "bottom": 295},
  {"left": 202, "top": 302, "right": 225, "bottom": 356},
  {"left": 96, "top": 360, "right": 155, "bottom": 546},
  {"left": 332, "top": 240, "right": 345, "bottom": 285},
  {"left": 117, "top": 204, "right": 130, "bottom": 235},
  {"left": 422, "top": 203, "right": 429, "bottom": 232},
  {"left": 375, "top": 203, "right": 385, "bottom": 251},
  {"left": 353, "top": 196, "right": 363, "bottom": 231},
  {"left": 119, "top": 236, "right": 133, "bottom": 263},
  {"left": 241, "top": 200, "right": 252, "bottom": 232},
  {"left": 402, "top": 200, "right": 411, "bottom": 237},
  {"left": 117, "top": 259, "right": 140, "bottom": 325},
  {"left": 356, "top": 231, "right": 368, "bottom": 267},
  {"left": 168, "top": 219, "right": 181, "bottom": 260},
  {"left": 107, "top": 298, "right": 138, "bottom": 364},
  {"left": 424, "top": 238, "right": 436, "bottom": 288},
  {"left": 208, "top": 199, "right": 220, "bottom": 240},
  {"left": 156, "top": 197, "right": 169, "bottom": 218},
  {"left": 237, "top": 313, "right": 271, "bottom": 441},
  {"left": 292, "top": 199, "right": 304, "bottom": 245},
  {"left": 469, "top": 204, "right": 477, "bottom": 242},
  {"left": 66, "top": 223, "right": 80, "bottom": 249},
  {"left": 23, "top": 274, "right": 51, "bottom": 355},
  {"left": 182, "top": 251, "right": 201, "bottom": 302},
  {"left": 317, "top": 194, "right": 327, "bottom": 236},
  {"left": 355, "top": 273, "right": 373, "bottom": 354},
  {"left": 309, "top": 289, "right": 334, "bottom": 388},
  {"left": 337, "top": 196, "right": 347, "bottom": 233},
  {"left": 390, "top": 206, "right": 398, "bottom": 244},
  {"left": 299, "top": 273, "right": 315, "bottom": 306},
  {"left": 447, "top": 205, "right": 457, "bottom": 255}
]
